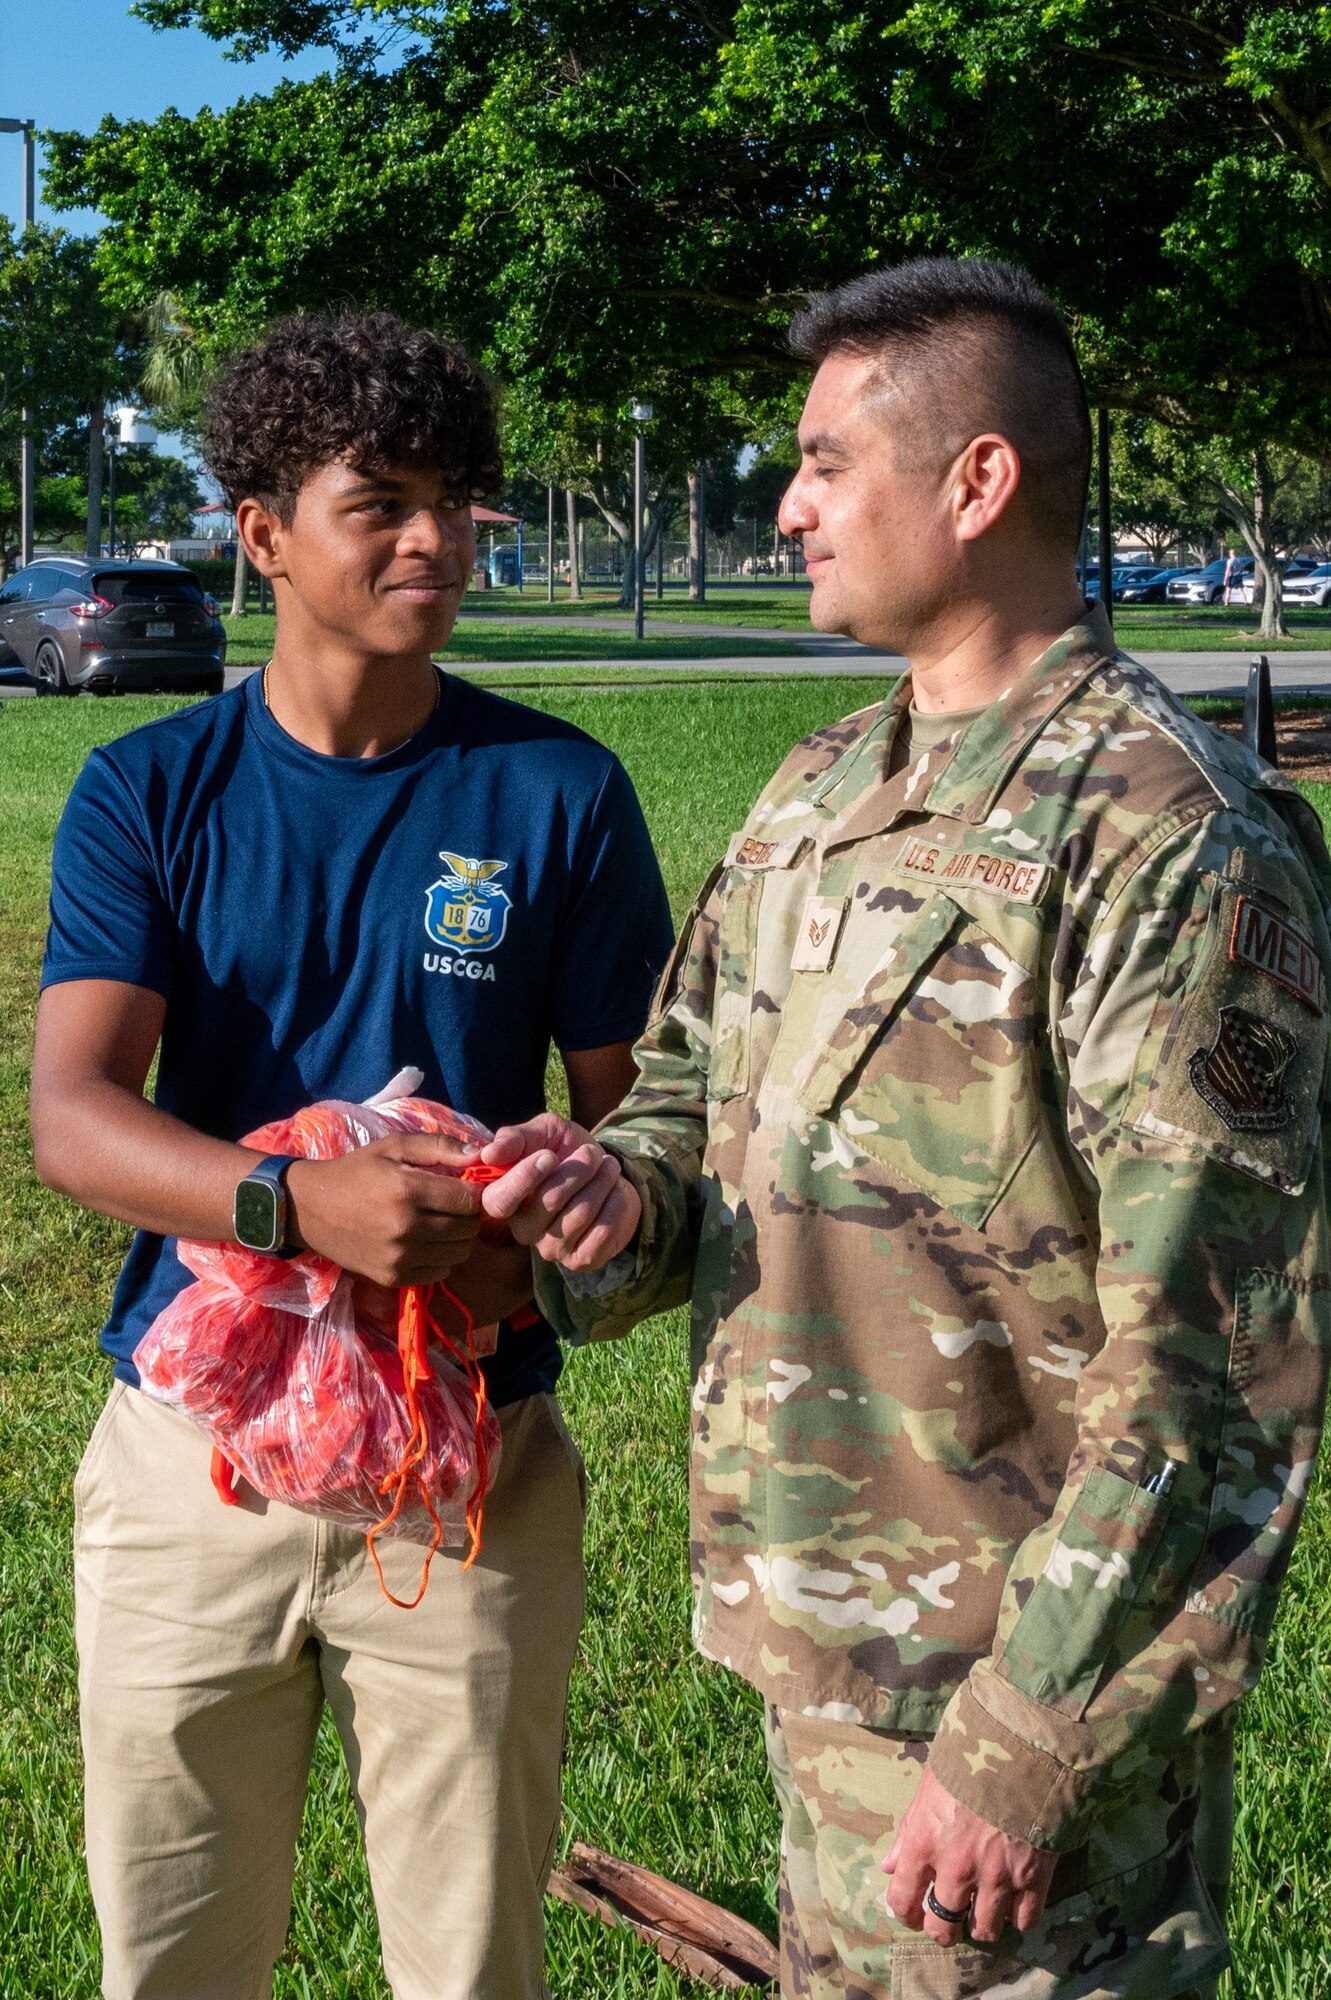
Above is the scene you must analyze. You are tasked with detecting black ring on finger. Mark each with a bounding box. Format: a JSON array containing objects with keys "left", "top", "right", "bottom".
[{"left": 925, "top": 1885, "right": 971, "bottom": 1926}]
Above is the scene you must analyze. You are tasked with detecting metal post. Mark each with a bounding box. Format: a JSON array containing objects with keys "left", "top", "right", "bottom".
[
  {"left": 1097, "top": 406, "right": 1113, "bottom": 626},
  {"left": 546, "top": 483, "right": 555, "bottom": 602},
  {"left": 2, "top": 118, "right": 39, "bottom": 566},
  {"left": 1243, "top": 655, "right": 1278, "bottom": 766},
  {"left": 516, "top": 517, "right": 524, "bottom": 593},
  {"left": 107, "top": 440, "right": 117, "bottom": 559},
  {"left": 634, "top": 430, "right": 645, "bottom": 643}
]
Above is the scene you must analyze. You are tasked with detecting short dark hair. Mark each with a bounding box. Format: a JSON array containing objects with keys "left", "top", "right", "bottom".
[
  {"left": 789, "top": 257, "right": 1091, "bottom": 550},
  {"left": 205, "top": 309, "right": 502, "bottom": 518}
]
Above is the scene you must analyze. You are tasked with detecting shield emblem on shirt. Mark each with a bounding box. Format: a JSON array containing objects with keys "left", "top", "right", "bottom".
[{"left": 424, "top": 851, "right": 513, "bottom": 955}]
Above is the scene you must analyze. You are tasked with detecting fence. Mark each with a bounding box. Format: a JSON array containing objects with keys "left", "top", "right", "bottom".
[{"left": 473, "top": 521, "right": 805, "bottom": 589}]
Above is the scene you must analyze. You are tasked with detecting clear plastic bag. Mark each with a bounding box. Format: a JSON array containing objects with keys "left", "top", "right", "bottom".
[{"left": 133, "top": 1080, "right": 503, "bottom": 1596}]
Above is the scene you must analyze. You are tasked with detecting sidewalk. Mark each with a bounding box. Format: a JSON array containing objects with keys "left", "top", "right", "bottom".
[{"left": 8, "top": 648, "right": 1331, "bottom": 702}]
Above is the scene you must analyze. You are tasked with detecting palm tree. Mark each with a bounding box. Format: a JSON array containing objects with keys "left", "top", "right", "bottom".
[{"left": 140, "top": 294, "right": 249, "bottom": 617}]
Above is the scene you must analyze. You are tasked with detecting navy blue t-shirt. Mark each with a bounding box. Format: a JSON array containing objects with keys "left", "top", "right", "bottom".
[{"left": 41, "top": 669, "right": 673, "bottom": 1403}]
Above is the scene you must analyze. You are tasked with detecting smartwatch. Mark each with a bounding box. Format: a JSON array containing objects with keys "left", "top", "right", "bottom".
[{"left": 233, "top": 1154, "right": 300, "bottom": 1257}]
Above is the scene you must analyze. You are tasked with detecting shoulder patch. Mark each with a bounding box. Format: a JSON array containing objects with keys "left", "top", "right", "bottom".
[
  {"left": 1230, "top": 895, "right": 1326, "bottom": 1016},
  {"left": 1131, "top": 877, "right": 1328, "bottom": 1192}
]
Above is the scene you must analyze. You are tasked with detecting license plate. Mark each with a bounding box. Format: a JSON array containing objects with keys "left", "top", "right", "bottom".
[{"left": 146, "top": 621, "right": 175, "bottom": 638}]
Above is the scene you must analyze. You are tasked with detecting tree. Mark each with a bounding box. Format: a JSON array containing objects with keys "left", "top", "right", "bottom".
[
  {"left": 1111, "top": 419, "right": 1223, "bottom": 566},
  {"left": 43, "top": 5, "right": 801, "bottom": 485},
  {"left": 47, "top": 2, "right": 1331, "bottom": 579},
  {"left": 0, "top": 224, "right": 127, "bottom": 573}
]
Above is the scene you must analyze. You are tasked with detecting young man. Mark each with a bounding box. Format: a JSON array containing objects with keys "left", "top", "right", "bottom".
[
  {"left": 30, "top": 309, "right": 673, "bottom": 2000},
  {"left": 480, "top": 259, "right": 1331, "bottom": 1998}
]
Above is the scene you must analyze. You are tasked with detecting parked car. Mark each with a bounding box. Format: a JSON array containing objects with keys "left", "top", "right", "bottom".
[
  {"left": 1110, "top": 565, "right": 1163, "bottom": 600},
  {"left": 1166, "top": 558, "right": 1255, "bottom": 605},
  {"left": 1077, "top": 563, "right": 1163, "bottom": 601},
  {"left": 1117, "top": 565, "right": 1197, "bottom": 604},
  {"left": 1281, "top": 562, "right": 1331, "bottom": 609},
  {"left": 0, "top": 557, "right": 226, "bottom": 694}
]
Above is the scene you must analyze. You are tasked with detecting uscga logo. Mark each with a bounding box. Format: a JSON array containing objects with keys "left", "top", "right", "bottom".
[{"left": 424, "top": 851, "right": 513, "bottom": 956}]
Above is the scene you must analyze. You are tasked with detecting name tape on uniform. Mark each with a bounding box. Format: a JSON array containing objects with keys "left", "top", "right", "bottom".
[
  {"left": 1230, "top": 893, "right": 1327, "bottom": 1015},
  {"left": 791, "top": 896, "right": 847, "bottom": 971},
  {"left": 891, "top": 835, "right": 1049, "bottom": 906},
  {"left": 725, "top": 832, "right": 807, "bottom": 870}
]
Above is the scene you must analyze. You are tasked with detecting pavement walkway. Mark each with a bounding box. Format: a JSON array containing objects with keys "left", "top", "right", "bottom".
[{"left": 6, "top": 645, "right": 1331, "bottom": 703}]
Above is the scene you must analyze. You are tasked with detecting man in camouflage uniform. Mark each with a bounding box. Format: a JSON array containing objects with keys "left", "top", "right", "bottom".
[{"left": 482, "top": 257, "right": 1331, "bottom": 1997}]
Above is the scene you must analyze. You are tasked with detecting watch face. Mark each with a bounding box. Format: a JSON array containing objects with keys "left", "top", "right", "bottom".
[{"left": 235, "top": 1176, "right": 281, "bottom": 1252}]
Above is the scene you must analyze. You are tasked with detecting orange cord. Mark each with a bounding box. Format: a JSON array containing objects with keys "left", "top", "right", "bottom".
[
  {"left": 207, "top": 1157, "right": 509, "bottom": 1609},
  {"left": 364, "top": 1158, "right": 507, "bottom": 1608}
]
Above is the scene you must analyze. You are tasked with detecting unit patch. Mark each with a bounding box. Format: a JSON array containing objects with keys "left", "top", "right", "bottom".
[
  {"left": 1188, "top": 1006, "right": 1296, "bottom": 1132},
  {"left": 1230, "top": 895, "right": 1326, "bottom": 1016},
  {"left": 891, "top": 835, "right": 1048, "bottom": 905},
  {"left": 791, "top": 896, "right": 847, "bottom": 972}
]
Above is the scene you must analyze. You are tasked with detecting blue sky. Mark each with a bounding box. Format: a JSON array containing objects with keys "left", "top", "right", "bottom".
[
  {"left": 0, "top": 0, "right": 330, "bottom": 473},
  {"left": 0, "top": 0, "right": 330, "bottom": 234}
]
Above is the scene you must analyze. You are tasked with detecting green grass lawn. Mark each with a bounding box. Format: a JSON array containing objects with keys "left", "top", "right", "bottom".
[
  {"left": 460, "top": 584, "right": 1331, "bottom": 651},
  {"left": 223, "top": 613, "right": 806, "bottom": 666},
  {"left": 1, "top": 683, "right": 1328, "bottom": 1998},
  {"left": 461, "top": 586, "right": 821, "bottom": 630},
  {"left": 221, "top": 595, "right": 1331, "bottom": 661}
]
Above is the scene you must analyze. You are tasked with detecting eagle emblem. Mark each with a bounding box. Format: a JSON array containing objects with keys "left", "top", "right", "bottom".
[{"left": 424, "top": 851, "right": 513, "bottom": 955}]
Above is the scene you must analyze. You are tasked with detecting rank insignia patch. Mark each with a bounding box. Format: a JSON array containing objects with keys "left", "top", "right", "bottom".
[
  {"left": 1188, "top": 1006, "right": 1296, "bottom": 1132},
  {"left": 791, "top": 896, "right": 847, "bottom": 971}
]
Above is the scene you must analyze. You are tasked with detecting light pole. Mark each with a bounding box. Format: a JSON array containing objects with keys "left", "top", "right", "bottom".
[
  {"left": 630, "top": 399, "right": 653, "bottom": 642},
  {"left": 107, "top": 405, "right": 158, "bottom": 559},
  {"left": 1, "top": 117, "right": 36, "bottom": 566},
  {"left": 546, "top": 482, "right": 555, "bottom": 603}
]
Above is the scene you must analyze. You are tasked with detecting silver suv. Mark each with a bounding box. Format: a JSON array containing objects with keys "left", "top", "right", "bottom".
[{"left": 0, "top": 556, "right": 226, "bottom": 694}]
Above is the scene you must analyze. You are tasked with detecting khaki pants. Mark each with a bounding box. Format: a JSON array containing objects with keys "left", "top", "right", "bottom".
[
  {"left": 766, "top": 1706, "right": 1232, "bottom": 2000},
  {"left": 74, "top": 1381, "right": 586, "bottom": 2000}
]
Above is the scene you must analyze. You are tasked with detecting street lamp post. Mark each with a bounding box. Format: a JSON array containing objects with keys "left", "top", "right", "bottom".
[
  {"left": 630, "top": 399, "right": 653, "bottom": 643},
  {"left": 1, "top": 117, "right": 36, "bottom": 567},
  {"left": 107, "top": 405, "right": 159, "bottom": 559},
  {"left": 546, "top": 483, "right": 555, "bottom": 603}
]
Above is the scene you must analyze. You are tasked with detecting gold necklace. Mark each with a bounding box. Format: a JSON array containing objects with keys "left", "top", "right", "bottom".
[{"left": 261, "top": 661, "right": 442, "bottom": 718}]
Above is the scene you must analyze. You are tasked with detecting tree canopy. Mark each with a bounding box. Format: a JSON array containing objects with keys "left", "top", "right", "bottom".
[
  {"left": 39, "top": 4, "right": 1331, "bottom": 442},
  {"left": 35, "top": 0, "right": 1331, "bottom": 602}
]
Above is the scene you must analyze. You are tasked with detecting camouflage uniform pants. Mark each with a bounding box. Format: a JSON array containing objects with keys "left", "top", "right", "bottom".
[{"left": 765, "top": 1707, "right": 1233, "bottom": 2000}]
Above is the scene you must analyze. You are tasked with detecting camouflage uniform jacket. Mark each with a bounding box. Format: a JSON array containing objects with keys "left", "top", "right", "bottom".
[{"left": 537, "top": 607, "right": 1331, "bottom": 1851}]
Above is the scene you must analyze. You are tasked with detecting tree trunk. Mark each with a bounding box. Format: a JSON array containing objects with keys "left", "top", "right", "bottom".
[
  {"left": 86, "top": 404, "right": 105, "bottom": 559},
  {"left": 1251, "top": 450, "right": 1289, "bottom": 641},
  {"left": 1221, "top": 448, "right": 1291, "bottom": 641},
  {"left": 688, "top": 466, "right": 707, "bottom": 603},
  {"left": 565, "top": 489, "right": 582, "bottom": 600},
  {"left": 230, "top": 545, "right": 249, "bottom": 618}
]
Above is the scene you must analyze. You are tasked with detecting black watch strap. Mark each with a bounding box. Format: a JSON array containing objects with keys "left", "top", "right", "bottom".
[{"left": 233, "top": 1152, "right": 300, "bottom": 1257}]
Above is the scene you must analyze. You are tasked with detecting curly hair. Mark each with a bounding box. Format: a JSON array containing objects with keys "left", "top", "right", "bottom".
[{"left": 204, "top": 310, "right": 502, "bottom": 517}]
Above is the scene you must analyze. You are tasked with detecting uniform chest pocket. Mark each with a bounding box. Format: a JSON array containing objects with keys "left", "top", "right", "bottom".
[{"left": 793, "top": 890, "right": 1043, "bottom": 1229}]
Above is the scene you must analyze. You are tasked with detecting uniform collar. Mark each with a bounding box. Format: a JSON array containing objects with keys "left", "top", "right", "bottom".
[{"left": 810, "top": 603, "right": 1117, "bottom": 850}]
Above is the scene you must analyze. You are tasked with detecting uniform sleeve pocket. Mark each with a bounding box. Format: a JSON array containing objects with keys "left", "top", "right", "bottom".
[
  {"left": 998, "top": 1463, "right": 1171, "bottom": 1719},
  {"left": 1183, "top": 1268, "right": 1331, "bottom": 1643}
]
